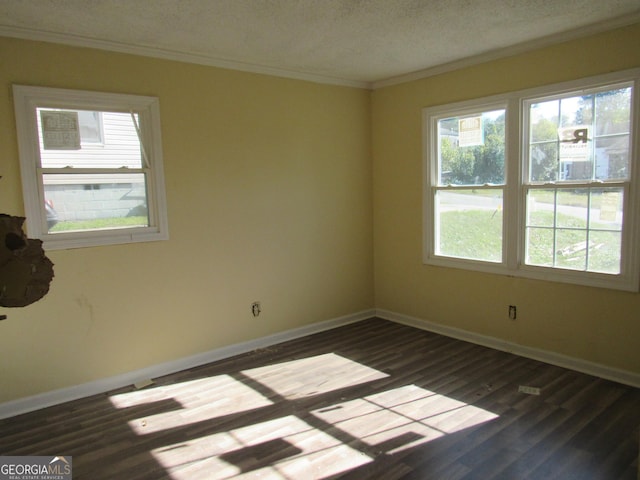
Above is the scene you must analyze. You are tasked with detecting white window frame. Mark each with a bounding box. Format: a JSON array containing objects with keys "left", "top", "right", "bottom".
[
  {"left": 13, "top": 85, "right": 169, "bottom": 250},
  {"left": 423, "top": 69, "right": 640, "bottom": 292}
]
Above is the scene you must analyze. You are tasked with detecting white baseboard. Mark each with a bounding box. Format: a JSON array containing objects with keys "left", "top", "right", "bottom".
[
  {"left": 376, "top": 309, "right": 640, "bottom": 389},
  {"left": 3, "top": 307, "right": 637, "bottom": 420},
  {"left": 0, "top": 309, "right": 375, "bottom": 420}
]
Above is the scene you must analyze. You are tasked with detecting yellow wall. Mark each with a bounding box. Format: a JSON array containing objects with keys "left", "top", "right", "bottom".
[
  {"left": 0, "top": 37, "right": 374, "bottom": 402},
  {"left": 2, "top": 22, "right": 640, "bottom": 406},
  {"left": 372, "top": 23, "right": 640, "bottom": 374}
]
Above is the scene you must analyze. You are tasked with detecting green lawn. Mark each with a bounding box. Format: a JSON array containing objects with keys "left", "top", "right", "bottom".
[
  {"left": 439, "top": 209, "right": 502, "bottom": 262},
  {"left": 439, "top": 209, "right": 620, "bottom": 273},
  {"left": 50, "top": 216, "right": 148, "bottom": 232},
  {"left": 454, "top": 188, "right": 621, "bottom": 209}
]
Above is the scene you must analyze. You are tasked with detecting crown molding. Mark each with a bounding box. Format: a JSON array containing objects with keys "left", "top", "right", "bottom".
[
  {"left": 372, "top": 12, "right": 640, "bottom": 89},
  {"left": 1, "top": 12, "right": 639, "bottom": 92},
  {"left": 0, "top": 25, "right": 371, "bottom": 90}
]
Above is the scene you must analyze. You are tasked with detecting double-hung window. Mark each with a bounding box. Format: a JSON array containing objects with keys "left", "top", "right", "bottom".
[
  {"left": 423, "top": 69, "right": 640, "bottom": 291},
  {"left": 13, "top": 85, "right": 169, "bottom": 250}
]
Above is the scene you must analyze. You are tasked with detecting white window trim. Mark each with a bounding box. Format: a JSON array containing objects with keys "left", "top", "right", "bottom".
[
  {"left": 13, "top": 85, "right": 169, "bottom": 250},
  {"left": 423, "top": 69, "right": 640, "bottom": 292}
]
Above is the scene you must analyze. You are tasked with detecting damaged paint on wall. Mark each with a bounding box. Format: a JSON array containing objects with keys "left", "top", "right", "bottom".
[{"left": 0, "top": 214, "right": 54, "bottom": 307}]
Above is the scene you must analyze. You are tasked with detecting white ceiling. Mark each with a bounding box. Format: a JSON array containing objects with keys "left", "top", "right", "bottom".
[{"left": 1, "top": 0, "right": 639, "bottom": 89}]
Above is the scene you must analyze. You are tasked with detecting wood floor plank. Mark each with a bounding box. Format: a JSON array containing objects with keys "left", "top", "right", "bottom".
[{"left": 1, "top": 318, "right": 638, "bottom": 479}]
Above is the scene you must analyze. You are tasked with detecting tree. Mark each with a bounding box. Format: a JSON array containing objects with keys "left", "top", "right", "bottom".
[
  {"left": 439, "top": 113, "right": 505, "bottom": 185},
  {"left": 530, "top": 117, "right": 559, "bottom": 182},
  {"left": 575, "top": 88, "right": 631, "bottom": 180}
]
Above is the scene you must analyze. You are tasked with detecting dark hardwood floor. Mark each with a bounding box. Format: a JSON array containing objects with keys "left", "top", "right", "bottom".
[{"left": 1, "top": 318, "right": 639, "bottom": 479}]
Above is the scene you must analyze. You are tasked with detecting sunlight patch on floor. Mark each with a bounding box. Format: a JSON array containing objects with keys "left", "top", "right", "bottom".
[
  {"left": 109, "top": 375, "right": 273, "bottom": 435},
  {"left": 151, "top": 415, "right": 371, "bottom": 479},
  {"left": 112, "top": 354, "right": 498, "bottom": 479},
  {"left": 241, "top": 352, "right": 389, "bottom": 399},
  {"left": 312, "top": 384, "right": 499, "bottom": 455}
]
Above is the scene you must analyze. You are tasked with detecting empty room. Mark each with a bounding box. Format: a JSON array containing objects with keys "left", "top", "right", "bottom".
[{"left": 1, "top": 1, "right": 639, "bottom": 479}]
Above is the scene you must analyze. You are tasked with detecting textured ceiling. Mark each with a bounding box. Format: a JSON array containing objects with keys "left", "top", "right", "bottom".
[{"left": 1, "top": 0, "right": 639, "bottom": 88}]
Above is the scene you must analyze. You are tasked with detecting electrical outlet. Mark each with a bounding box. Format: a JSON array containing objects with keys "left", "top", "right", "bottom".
[
  {"left": 251, "top": 301, "right": 261, "bottom": 317},
  {"left": 508, "top": 305, "right": 517, "bottom": 320}
]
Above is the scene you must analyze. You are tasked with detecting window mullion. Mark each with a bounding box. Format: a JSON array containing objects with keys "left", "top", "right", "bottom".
[
  {"left": 556, "top": 100, "right": 562, "bottom": 181},
  {"left": 506, "top": 97, "right": 520, "bottom": 270},
  {"left": 552, "top": 189, "right": 558, "bottom": 268},
  {"left": 584, "top": 188, "right": 592, "bottom": 271}
]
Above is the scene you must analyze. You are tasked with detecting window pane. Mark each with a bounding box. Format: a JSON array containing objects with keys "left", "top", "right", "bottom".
[
  {"left": 529, "top": 141, "right": 558, "bottom": 182},
  {"left": 527, "top": 86, "right": 631, "bottom": 184},
  {"left": 530, "top": 100, "right": 559, "bottom": 142},
  {"left": 561, "top": 156, "right": 593, "bottom": 181},
  {"left": 590, "top": 189, "right": 623, "bottom": 230},
  {"left": 43, "top": 173, "right": 149, "bottom": 233},
  {"left": 555, "top": 228, "right": 587, "bottom": 271},
  {"left": 556, "top": 189, "right": 588, "bottom": 228},
  {"left": 588, "top": 231, "right": 621, "bottom": 274},
  {"left": 77, "top": 110, "right": 103, "bottom": 143},
  {"left": 595, "top": 135, "right": 630, "bottom": 181},
  {"left": 38, "top": 110, "right": 143, "bottom": 169},
  {"left": 595, "top": 88, "right": 631, "bottom": 136},
  {"left": 560, "top": 95, "right": 592, "bottom": 128},
  {"left": 526, "top": 227, "right": 554, "bottom": 266},
  {"left": 438, "top": 110, "right": 505, "bottom": 186},
  {"left": 435, "top": 189, "right": 503, "bottom": 262},
  {"left": 525, "top": 187, "right": 623, "bottom": 274},
  {"left": 526, "top": 189, "right": 555, "bottom": 227}
]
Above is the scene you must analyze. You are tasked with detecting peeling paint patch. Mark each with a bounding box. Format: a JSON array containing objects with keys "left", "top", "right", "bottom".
[{"left": 0, "top": 214, "right": 55, "bottom": 307}]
